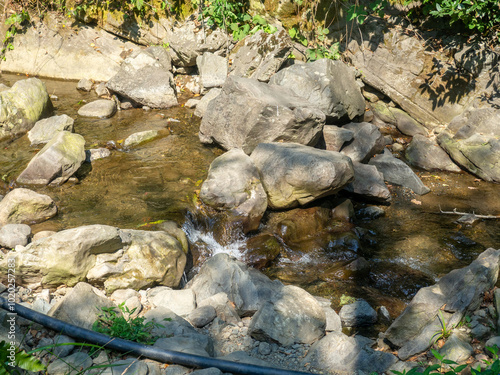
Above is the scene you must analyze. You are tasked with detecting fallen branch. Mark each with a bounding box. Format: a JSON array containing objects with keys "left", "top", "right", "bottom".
[{"left": 438, "top": 206, "right": 500, "bottom": 219}]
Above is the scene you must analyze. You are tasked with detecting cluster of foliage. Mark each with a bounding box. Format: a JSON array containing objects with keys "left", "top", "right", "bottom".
[
  {"left": 0, "top": 340, "right": 45, "bottom": 374},
  {"left": 348, "top": 0, "right": 500, "bottom": 42},
  {"left": 192, "top": 0, "right": 276, "bottom": 41},
  {"left": 92, "top": 303, "right": 165, "bottom": 345}
]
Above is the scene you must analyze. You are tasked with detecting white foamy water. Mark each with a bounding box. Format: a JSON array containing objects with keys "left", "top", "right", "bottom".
[{"left": 182, "top": 219, "right": 247, "bottom": 260}]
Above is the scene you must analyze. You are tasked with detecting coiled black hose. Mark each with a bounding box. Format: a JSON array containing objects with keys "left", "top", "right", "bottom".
[{"left": 0, "top": 296, "right": 313, "bottom": 375}]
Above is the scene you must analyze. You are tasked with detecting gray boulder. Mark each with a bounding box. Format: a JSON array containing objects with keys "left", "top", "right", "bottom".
[
  {"left": 0, "top": 78, "right": 53, "bottom": 140},
  {"left": 250, "top": 143, "right": 354, "bottom": 209},
  {"left": 437, "top": 106, "right": 500, "bottom": 182},
  {"left": 1, "top": 225, "right": 122, "bottom": 288},
  {"left": 87, "top": 229, "right": 187, "bottom": 294},
  {"left": 17, "top": 131, "right": 86, "bottom": 186},
  {"left": 78, "top": 99, "right": 117, "bottom": 118},
  {"left": 200, "top": 149, "right": 268, "bottom": 233},
  {"left": 249, "top": 285, "right": 326, "bottom": 346},
  {"left": 107, "top": 46, "right": 177, "bottom": 109},
  {"left": 28, "top": 114, "right": 74, "bottom": 146},
  {"left": 304, "top": 331, "right": 398, "bottom": 374},
  {"left": 369, "top": 149, "right": 430, "bottom": 195},
  {"left": 196, "top": 52, "right": 228, "bottom": 90},
  {"left": 188, "top": 253, "right": 283, "bottom": 316},
  {"left": 199, "top": 76, "right": 325, "bottom": 154},
  {"left": 269, "top": 59, "right": 365, "bottom": 122},
  {"left": 229, "top": 29, "right": 292, "bottom": 82},
  {"left": 0, "top": 224, "right": 31, "bottom": 248},
  {"left": 344, "top": 162, "right": 391, "bottom": 202},
  {"left": 406, "top": 134, "right": 461, "bottom": 172},
  {"left": 323, "top": 125, "right": 354, "bottom": 152},
  {"left": 167, "top": 24, "right": 226, "bottom": 67},
  {"left": 338, "top": 299, "right": 377, "bottom": 327},
  {"left": 187, "top": 306, "right": 217, "bottom": 328},
  {"left": 383, "top": 248, "right": 500, "bottom": 360},
  {"left": 340, "top": 122, "right": 386, "bottom": 163},
  {"left": 48, "top": 282, "right": 117, "bottom": 330},
  {"left": 194, "top": 88, "right": 221, "bottom": 118},
  {"left": 0, "top": 188, "right": 57, "bottom": 226},
  {"left": 439, "top": 331, "right": 473, "bottom": 363}
]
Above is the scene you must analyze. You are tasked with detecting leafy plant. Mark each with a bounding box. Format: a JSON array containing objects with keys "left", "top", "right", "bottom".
[
  {"left": 306, "top": 42, "right": 341, "bottom": 61},
  {"left": 339, "top": 294, "right": 356, "bottom": 306},
  {"left": 92, "top": 303, "right": 165, "bottom": 345},
  {"left": 1, "top": 9, "right": 30, "bottom": 59},
  {"left": 430, "top": 310, "right": 453, "bottom": 346},
  {"left": 0, "top": 340, "right": 45, "bottom": 375}
]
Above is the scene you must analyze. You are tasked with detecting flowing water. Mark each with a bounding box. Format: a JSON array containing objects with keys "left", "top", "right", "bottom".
[{"left": 1, "top": 74, "right": 499, "bottom": 325}]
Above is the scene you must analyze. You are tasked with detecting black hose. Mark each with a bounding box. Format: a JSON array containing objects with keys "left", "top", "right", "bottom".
[{"left": 0, "top": 297, "right": 313, "bottom": 375}]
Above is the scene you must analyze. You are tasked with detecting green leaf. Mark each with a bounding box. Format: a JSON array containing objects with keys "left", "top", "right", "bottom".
[{"left": 431, "top": 349, "right": 444, "bottom": 362}]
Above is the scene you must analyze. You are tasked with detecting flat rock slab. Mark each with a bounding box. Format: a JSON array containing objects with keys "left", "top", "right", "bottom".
[
  {"left": 269, "top": 58, "right": 366, "bottom": 122},
  {"left": 406, "top": 134, "right": 461, "bottom": 172},
  {"left": 0, "top": 78, "right": 53, "bottom": 140},
  {"left": 0, "top": 188, "right": 57, "bottom": 226},
  {"left": 148, "top": 287, "right": 196, "bottom": 316},
  {"left": 250, "top": 142, "right": 354, "bottom": 209},
  {"left": 199, "top": 76, "right": 325, "bottom": 154},
  {"left": 17, "top": 131, "right": 86, "bottom": 186},
  {"left": 78, "top": 99, "right": 117, "bottom": 118},
  {"left": 369, "top": 149, "right": 430, "bottom": 195},
  {"left": 383, "top": 248, "right": 500, "bottom": 360},
  {"left": 28, "top": 114, "right": 74, "bottom": 146},
  {"left": 1, "top": 23, "right": 138, "bottom": 81}
]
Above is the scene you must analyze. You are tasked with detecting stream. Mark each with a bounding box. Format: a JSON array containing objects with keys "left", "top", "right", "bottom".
[{"left": 1, "top": 74, "right": 499, "bottom": 329}]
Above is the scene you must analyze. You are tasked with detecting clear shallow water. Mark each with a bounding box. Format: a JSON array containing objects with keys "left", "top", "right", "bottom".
[{"left": 1, "top": 74, "right": 499, "bottom": 322}]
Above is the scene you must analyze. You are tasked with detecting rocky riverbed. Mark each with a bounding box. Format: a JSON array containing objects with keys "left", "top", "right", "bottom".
[{"left": 0, "top": 9, "right": 499, "bottom": 375}]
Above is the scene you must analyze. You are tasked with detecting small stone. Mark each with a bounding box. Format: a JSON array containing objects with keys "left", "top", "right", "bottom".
[
  {"left": 77, "top": 78, "right": 93, "bottom": 92},
  {"left": 0, "top": 224, "right": 32, "bottom": 248},
  {"left": 123, "top": 130, "right": 159, "bottom": 148},
  {"left": 95, "top": 82, "right": 109, "bottom": 97},
  {"left": 470, "top": 324, "right": 490, "bottom": 340},
  {"left": 78, "top": 99, "right": 116, "bottom": 118},
  {"left": 356, "top": 206, "right": 385, "bottom": 220},
  {"left": 258, "top": 341, "right": 272, "bottom": 355},
  {"left": 392, "top": 143, "right": 404, "bottom": 152},
  {"left": 339, "top": 299, "right": 378, "bottom": 327},
  {"left": 86, "top": 148, "right": 111, "bottom": 162},
  {"left": 185, "top": 99, "right": 200, "bottom": 108}
]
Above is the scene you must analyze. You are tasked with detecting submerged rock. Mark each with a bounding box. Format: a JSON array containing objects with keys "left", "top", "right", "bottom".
[
  {"left": 0, "top": 78, "right": 53, "bottom": 140},
  {"left": 250, "top": 143, "right": 354, "bottom": 209},
  {"left": 123, "top": 130, "right": 159, "bottom": 148},
  {"left": 0, "top": 188, "right": 57, "bottom": 226},
  {"left": 17, "top": 131, "right": 86, "bottom": 186},
  {"left": 78, "top": 99, "right": 117, "bottom": 118},
  {"left": 369, "top": 149, "right": 430, "bottom": 195},
  {"left": 269, "top": 58, "right": 366, "bottom": 122},
  {"left": 200, "top": 149, "right": 268, "bottom": 233},
  {"left": 229, "top": 29, "right": 292, "bottom": 82},
  {"left": 199, "top": 77, "right": 325, "bottom": 154},
  {"left": 27, "top": 114, "right": 74, "bottom": 146}
]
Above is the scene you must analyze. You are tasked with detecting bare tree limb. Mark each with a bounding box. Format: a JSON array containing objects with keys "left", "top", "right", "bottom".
[{"left": 438, "top": 206, "right": 500, "bottom": 219}]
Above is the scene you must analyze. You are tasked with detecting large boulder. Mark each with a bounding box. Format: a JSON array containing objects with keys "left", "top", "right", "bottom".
[
  {"left": 199, "top": 77, "right": 325, "bottom": 154},
  {"left": 0, "top": 188, "right": 57, "bottom": 226},
  {"left": 340, "top": 122, "right": 385, "bottom": 163},
  {"left": 107, "top": 46, "right": 177, "bottom": 109},
  {"left": 323, "top": 125, "right": 354, "bottom": 152},
  {"left": 0, "top": 225, "right": 123, "bottom": 288},
  {"left": 187, "top": 253, "right": 283, "bottom": 316},
  {"left": 383, "top": 248, "right": 500, "bottom": 360},
  {"left": 250, "top": 143, "right": 354, "bottom": 209},
  {"left": 344, "top": 162, "right": 391, "bottom": 202},
  {"left": 87, "top": 229, "right": 187, "bottom": 294},
  {"left": 437, "top": 105, "right": 500, "bottom": 182},
  {"left": 269, "top": 59, "right": 366, "bottom": 122},
  {"left": 229, "top": 29, "right": 292, "bottom": 82},
  {"left": 405, "top": 134, "right": 461, "bottom": 172},
  {"left": 200, "top": 149, "right": 267, "bottom": 233},
  {"left": 0, "top": 78, "right": 53, "bottom": 140},
  {"left": 369, "top": 149, "right": 430, "bottom": 195},
  {"left": 249, "top": 285, "right": 326, "bottom": 346},
  {"left": 304, "top": 331, "right": 398, "bottom": 374},
  {"left": 27, "top": 114, "right": 74, "bottom": 146},
  {"left": 17, "top": 131, "right": 86, "bottom": 186}
]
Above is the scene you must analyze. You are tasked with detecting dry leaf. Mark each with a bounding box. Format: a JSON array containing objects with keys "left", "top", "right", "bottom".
[{"left": 411, "top": 199, "right": 422, "bottom": 205}]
